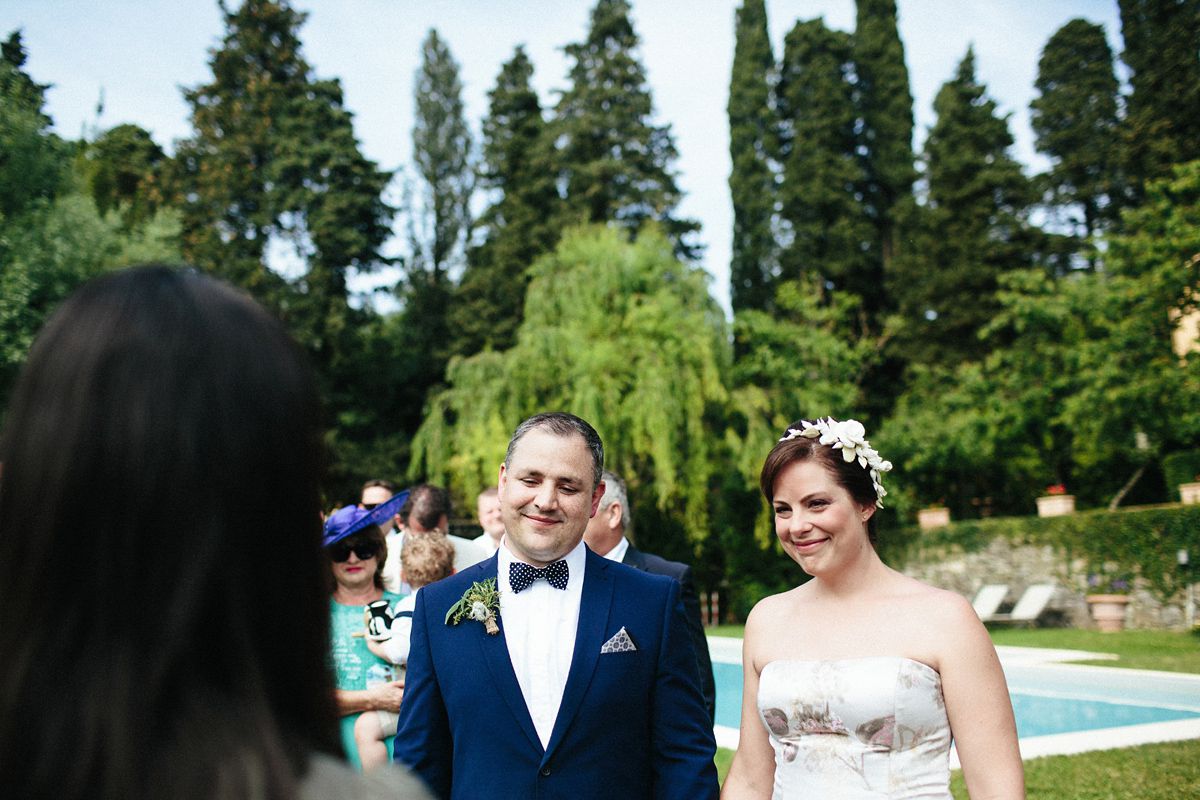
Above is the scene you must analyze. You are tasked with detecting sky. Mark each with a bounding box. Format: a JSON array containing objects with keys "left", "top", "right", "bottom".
[{"left": 2, "top": 1, "right": 1124, "bottom": 317}]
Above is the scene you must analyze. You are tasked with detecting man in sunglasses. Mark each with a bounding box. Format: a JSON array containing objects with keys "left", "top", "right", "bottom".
[{"left": 325, "top": 493, "right": 410, "bottom": 771}]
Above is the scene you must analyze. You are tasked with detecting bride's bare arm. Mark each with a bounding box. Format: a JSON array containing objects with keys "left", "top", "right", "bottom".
[
  {"left": 719, "top": 602, "right": 776, "bottom": 800},
  {"left": 936, "top": 593, "right": 1025, "bottom": 800}
]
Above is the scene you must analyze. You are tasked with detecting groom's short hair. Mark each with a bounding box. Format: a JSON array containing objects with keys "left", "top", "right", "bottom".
[{"left": 506, "top": 412, "right": 604, "bottom": 489}]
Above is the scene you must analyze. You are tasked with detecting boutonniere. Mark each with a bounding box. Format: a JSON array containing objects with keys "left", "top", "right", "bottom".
[{"left": 445, "top": 578, "right": 500, "bottom": 634}]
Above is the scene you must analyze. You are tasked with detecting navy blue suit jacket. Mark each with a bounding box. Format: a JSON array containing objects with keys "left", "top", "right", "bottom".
[
  {"left": 621, "top": 546, "right": 716, "bottom": 723},
  {"left": 393, "top": 548, "right": 719, "bottom": 800}
]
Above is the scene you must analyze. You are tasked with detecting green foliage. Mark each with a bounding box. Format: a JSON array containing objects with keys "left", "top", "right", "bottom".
[
  {"left": 452, "top": 46, "right": 560, "bottom": 357},
  {"left": 411, "top": 224, "right": 727, "bottom": 545},
  {"left": 888, "top": 48, "right": 1040, "bottom": 367},
  {"left": 1031, "top": 18, "right": 1123, "bottom": 252},
  {"left": 554, "top": 0, "right": 699, "bottom": 257},
  {"left": 409, "top": 28, "right": 473, "bottom": 279},
  {"left": 776, "top": 19, "right": 873, "bottom": 303},
  {"left": 1163, "top": 450, "right": 1200, "bottom": 499},
  {"left": 852, "top": 0, "right": 915, "bottom": 308},
  {"left": 894, "top": 505, "right": 1200, "bottom": 604},
  {"left": 727, "top": 0, "right": 778, "bottom": 313},
  {"left": 80, "top": 123, "right": 166, "bottom": 228},
  {"left": 1119, "top": 0, "right": 1200, "bottom": 197}
]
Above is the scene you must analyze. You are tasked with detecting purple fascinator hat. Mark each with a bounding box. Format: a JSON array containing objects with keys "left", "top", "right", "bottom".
[{"left": 321, "top": 490, "right": 409, "bottom": 547}]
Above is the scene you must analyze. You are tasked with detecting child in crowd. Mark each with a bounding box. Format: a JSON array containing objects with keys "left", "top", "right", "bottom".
[{"left": 354, "top": 532, "right": 456, "bottom": 770}]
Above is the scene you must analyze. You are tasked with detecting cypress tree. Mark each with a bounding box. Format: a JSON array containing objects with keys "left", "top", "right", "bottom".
[
  {"left": 451, "top": 46, "right": 560, "bottom": 356},
  {"left": 727, "top": 0, "right": 778, "bottom": 313},
  {"left": 1119, "top": 0, "right": 1200, "bottom": 198},
  {"left": 1031, "top": 17, "right": 1122, "bottom": 256},
  {"left": 409, "top": 28, "right": 473, "bottom": 280},
  {"left": 775, "top": 18, "right": 872, "bottom": 300},
  {"left": 853, "top": 0, "right": 914, "bottom": 308},
  {"left": 554, "top": 0, "right": 699, "bottom": 256}
]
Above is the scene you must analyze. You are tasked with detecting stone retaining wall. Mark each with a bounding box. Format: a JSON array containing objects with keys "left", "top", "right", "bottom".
[{"left": 899, "top": 536, "right": 1194, "bottom": 631}]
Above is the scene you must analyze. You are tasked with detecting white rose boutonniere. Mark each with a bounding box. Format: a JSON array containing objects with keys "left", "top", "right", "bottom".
[{"left": 445, "top": 578, "right": 501, "bottom": 634}]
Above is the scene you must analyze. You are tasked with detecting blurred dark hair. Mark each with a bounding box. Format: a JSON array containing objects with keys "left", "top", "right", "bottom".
[
  {"left": 760, "top": 421, "right": 880, "bottom": 545},
  {"left": 0, "top": 266, "right": 339, "bottom": 799},
  {"left": 506, "top": 412, "right": 604, "bottom": 489},
  {"left": 400, "top": 484, "right": 451, "bottom": 532}
]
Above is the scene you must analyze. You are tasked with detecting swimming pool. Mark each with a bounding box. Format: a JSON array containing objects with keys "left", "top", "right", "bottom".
[{"left": 709, "top": 639, "right": 1200, "bottom": 754}]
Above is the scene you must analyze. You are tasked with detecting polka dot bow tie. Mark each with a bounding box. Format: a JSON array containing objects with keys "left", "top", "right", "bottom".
[{"left": 509, "top": 559, "right": 569, "bottom": 593}]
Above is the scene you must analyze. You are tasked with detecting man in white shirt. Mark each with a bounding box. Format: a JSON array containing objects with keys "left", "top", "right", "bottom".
[
  {"left": 472, "top": 486, "right": 504, "bottom": 555},
  {"left": 394, "top": 412, "right": 718, "bottom": 800}
]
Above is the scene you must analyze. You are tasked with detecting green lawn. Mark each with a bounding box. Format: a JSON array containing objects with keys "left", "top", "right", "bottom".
[{"left": 953, "top": 738, "right": 1200, "bottom": 800}]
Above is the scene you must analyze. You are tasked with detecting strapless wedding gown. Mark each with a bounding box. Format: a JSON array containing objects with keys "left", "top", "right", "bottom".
[{"left": 756, "top": 657, "right": 953, "bottom": 799}]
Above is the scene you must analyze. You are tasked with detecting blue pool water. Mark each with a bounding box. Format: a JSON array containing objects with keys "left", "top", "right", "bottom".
[{"left": 712, "top": 661, "right": 1200, "bottom": 737}]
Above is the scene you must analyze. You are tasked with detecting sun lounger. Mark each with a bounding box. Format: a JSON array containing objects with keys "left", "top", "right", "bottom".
[
  {"left": 971, "top": 584, "right": 1009, "bottom": 620},
  {"left": 985, "top": 583, "right": 1057, "bottom": 626}
]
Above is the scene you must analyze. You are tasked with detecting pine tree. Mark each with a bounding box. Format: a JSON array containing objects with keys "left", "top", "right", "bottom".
[
  {"left": 173, "top": 0, "right": 392, "bottom": 363},
  {"left": 0, "top": 30, "right": 67, "bottom": 220},
  {"left": 853, "top": 0, "right": 914, "bottom": 303},
  {"left": 888, "top": 48, "right": 1037, "bottom": 367},
  {"left": 775, "top": 19, "right": 872, "bottom": 299},
  {"left": 554, "top": 0, "right": 699, "bottom": 256},
  {"left": 1031, "top": 18, "right": 1122, "bottom": 255},
  {"left": 450, "top": 46, "right": 559, "bottom": 356},
  {"left": 727, "top": 0, "right": 778, "bottom": 313},
  {"left": 1119, "top": 0, "right": 1200, "bottom": 196}
]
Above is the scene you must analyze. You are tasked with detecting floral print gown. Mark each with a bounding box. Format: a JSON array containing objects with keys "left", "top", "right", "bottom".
[{"left": 757, "top": 658, "right": 953, "bottom": 799}]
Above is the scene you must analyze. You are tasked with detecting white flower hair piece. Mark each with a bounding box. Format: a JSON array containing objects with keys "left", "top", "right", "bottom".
[{"left": 779, "top": 417, "right": 893, "bottom": 507}]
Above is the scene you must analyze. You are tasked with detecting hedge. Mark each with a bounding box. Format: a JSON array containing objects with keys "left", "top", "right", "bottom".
[{"left": 879, "top": 504, "right": 1200, "bottom": 602}]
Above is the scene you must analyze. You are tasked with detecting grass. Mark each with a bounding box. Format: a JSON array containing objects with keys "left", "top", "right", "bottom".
[
  {"left": 952, "top": 738, "right": 1200, "bottom": 799},
  {"left": 984, "top": 627, "right": 1200, "bottom": 673}
]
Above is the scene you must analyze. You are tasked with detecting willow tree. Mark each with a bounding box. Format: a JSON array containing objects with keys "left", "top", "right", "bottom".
[{"left": 410, "top": 224, "right": 728, "bottom": 545}]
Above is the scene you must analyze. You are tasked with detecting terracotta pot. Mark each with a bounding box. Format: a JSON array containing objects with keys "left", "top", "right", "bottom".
[
  {"left": 1180, "top": 482, "right": 1200, "bottom": 505},
  {"left": 1036, "top": 494, "right": 1075, "bottom": 517},
  {"left": 1086, "top": 594, "right": 1130, "bottom": 633},
  {"left": 917, "top": 507, "right": 950, "bottom": 530}
]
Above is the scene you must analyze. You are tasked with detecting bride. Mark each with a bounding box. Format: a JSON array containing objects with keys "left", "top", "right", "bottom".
[{"left": 721, "top": 419, "right": 1024, "bottom": 799}]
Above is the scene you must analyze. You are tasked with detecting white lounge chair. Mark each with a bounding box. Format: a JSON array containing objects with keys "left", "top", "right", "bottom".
[
  {"left": 985, "top": 583, "right": 1057, "bottom": 626},
  {"left": 971, "top": 584, "right": 1009, "bottom": 620}
]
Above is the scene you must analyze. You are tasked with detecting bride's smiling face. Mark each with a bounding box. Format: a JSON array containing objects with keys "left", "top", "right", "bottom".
[{"left": 772, "top": 458, "right": 874, "bottom": 577}]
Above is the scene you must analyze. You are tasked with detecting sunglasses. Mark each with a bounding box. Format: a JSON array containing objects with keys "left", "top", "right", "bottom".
[{"left": 328, "top": 541, "right": 379, "bottom": 562}]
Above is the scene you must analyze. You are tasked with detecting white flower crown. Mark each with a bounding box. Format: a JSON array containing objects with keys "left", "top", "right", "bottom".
[{"left": 779, "top": 417, "right": 893, "bottom": 507}]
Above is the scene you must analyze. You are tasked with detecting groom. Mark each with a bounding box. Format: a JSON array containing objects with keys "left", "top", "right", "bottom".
[{"left": 393, "top": 412, "right": 719, "bottom": 799}]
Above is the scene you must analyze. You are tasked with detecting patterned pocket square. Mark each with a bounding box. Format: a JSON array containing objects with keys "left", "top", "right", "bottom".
[{"left": 600, "top": 626, "right": 637, "bottom": 653}]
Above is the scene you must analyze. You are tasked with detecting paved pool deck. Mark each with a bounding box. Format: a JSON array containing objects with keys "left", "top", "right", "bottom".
[{"left": 707, "top": 636, "right": 1200, "bottom": 762}]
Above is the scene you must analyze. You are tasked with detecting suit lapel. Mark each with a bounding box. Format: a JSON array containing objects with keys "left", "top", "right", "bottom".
[
  {"left": 621, "top": 545, "right": 648, "bottom": 571},
  {"left": 471, "top": 557, "right": 544, "bottom": 753},
  {"left": 544, "top": 548, "right": 614, "bottom": 758}
]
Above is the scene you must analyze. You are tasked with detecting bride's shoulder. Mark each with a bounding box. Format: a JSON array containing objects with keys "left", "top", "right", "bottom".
[{"left": 894, "top": 577, "right": 979, "bottom": 627}]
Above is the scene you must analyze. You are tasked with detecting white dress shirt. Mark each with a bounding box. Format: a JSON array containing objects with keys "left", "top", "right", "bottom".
[
  {"left": 497, "top": 538, "right": 587, "bottom": 748},
  {"left": 599, "top": 535, "right": 631, "bottom": 563}
]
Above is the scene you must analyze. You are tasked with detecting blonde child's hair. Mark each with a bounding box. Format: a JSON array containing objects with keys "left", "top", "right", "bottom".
[{"left": 401, "top": 532, "right": 456, "bottom": 589}]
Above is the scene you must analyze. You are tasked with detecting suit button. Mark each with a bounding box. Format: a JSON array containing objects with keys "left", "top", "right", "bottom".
[{"left": 540, "top": 766, "right": 551, "bottom": 777}]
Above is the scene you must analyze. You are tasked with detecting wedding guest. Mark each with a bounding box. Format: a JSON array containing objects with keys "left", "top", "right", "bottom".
[
  {"left": 721, "top": 418, "right": 1024, "bottom": 800},
  {"left": 324, "top": 502, "right": 408, "bottom": 771},
  {"left": 472, "top": 487, "right": 504, "bottom": 555},
  {"left": 0, "top": 266, "right": 430, "bottom": 800}
]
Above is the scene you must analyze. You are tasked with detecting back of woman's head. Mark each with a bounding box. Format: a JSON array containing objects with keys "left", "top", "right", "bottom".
[{"left": 0, "top": 266, "right": 338, "bottom": 799}]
